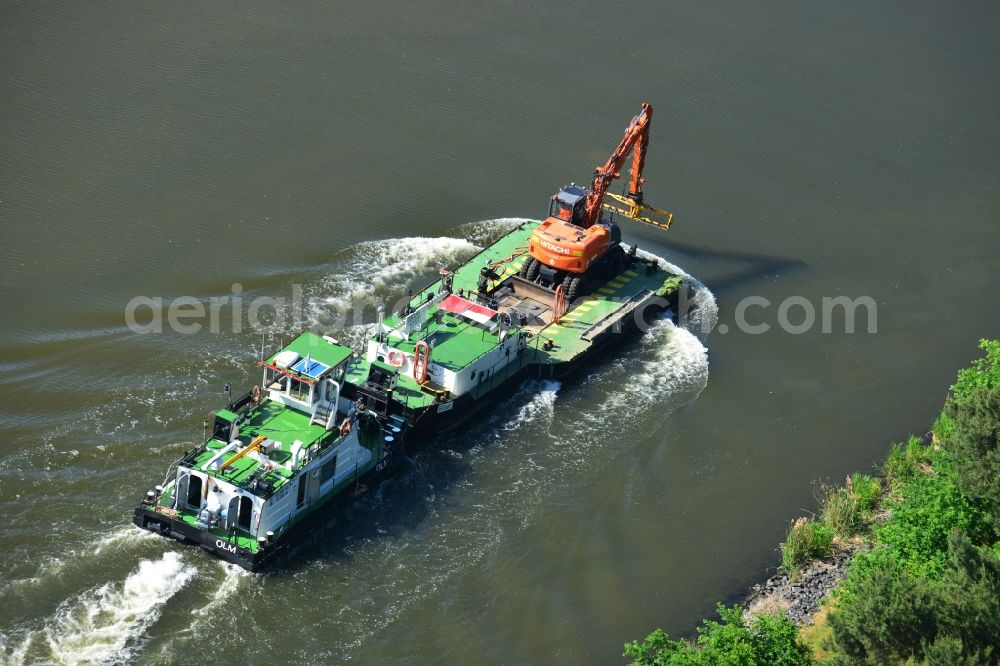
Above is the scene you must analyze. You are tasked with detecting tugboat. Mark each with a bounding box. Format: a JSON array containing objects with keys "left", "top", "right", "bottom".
[
  {"left": 134, "top": 332, "right": 404, "bottom": 571},
  {"left": 134, "top": 103, "right": 688, "bottom": 568},
  {"left": 340, "top": 102, "right": 687, "bottom": 432}
]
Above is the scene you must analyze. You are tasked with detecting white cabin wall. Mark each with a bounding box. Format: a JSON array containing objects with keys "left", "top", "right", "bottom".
[
  {"left": 258, "top": 485, "right": 292, "bottom": 535},
  {"left": 368, "top": 330, "right": 525, "bottom": 396},
  {"left": 258, "top": 428, "right": 372, "bottom": 536},
  {"left": 177, "top": 465, "right": 267, "bottom": 535},
  {"left": 450, "top": 331, "right": 524, "bottom": 395},
  {"left": 318, "top": 440, "right": 372, "bottom": 496}
]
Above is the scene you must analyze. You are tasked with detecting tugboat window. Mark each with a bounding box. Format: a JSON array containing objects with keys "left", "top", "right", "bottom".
[
  {"left": 320, "top": 456, "right": 338, "bottom": 484},
  {"left": 289, "top": 378, "right": 308, "bottom": 401}
]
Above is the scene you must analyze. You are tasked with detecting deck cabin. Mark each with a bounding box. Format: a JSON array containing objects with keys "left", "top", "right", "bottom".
[
  {"left": 150, "top": 332, "right": 381, "bottom": 553},
  {"left": 360, "top": 291, "right": 527, "bottom": 404}
]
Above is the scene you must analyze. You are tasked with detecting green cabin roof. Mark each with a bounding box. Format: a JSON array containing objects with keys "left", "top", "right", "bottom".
[{"left": 266, "top": 331, "right": 353, "bottom": 371}]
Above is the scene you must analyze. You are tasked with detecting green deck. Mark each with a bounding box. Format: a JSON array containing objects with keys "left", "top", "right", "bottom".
[
  {"left": 380, "top": 312, "right": 500, "bottom": 371},
  {"left": 189, "top": 401, "right": 328, "bottom": 491},
  {"left": 346, "top": 221, "right": 682, "bottom": 407}
]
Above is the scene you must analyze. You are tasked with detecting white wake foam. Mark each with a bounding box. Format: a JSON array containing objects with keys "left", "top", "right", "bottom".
[
  {"left": 0, "top": 526, "right": 163, "bottom": 601},
  {"left": 40, "top": 552, "right": 194, "bottom": 665},
  {"left": 0, "top": 633, "right": 32, "bottom": 666},
  {"left": 190, "top": 562, "right": 247, "bottom": 621},
  {"left": 450, "top": 217, "right": 532, "bottom": 247},
  {"left": 503, "top": 380, "right": 561, "bottom": 431},
  {"left": 318, "top": 235, "right": 480, "bottom": 311},
  {"left": 584, "top": 317, "right": 708, "bottom": 428},
  {"left": 636, "top": 247, "right": 719, "bottom": 339},
  {"left": 90, "top": 525, "right": 161, "bottom": 557}
]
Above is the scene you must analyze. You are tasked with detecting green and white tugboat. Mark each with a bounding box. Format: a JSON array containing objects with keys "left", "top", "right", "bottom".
[
  {"left": 341, "top": 102, "right": 688, "bottom": 432},
  {"left": 134, "top": 102, "right": 689, "bottom": 569},
  {"left": 134, "top": 331, "right": 404, "bottom": 571}
]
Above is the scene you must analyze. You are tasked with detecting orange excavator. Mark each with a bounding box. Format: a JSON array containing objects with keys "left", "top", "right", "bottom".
[{"left": 519, "top": 102, "right": 673, "bottom": 301}]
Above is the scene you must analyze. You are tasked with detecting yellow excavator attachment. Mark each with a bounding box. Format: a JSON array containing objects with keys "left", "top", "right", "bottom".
[
  {"left": 219, "top": 434, "right": 267, "bottom": 471},
  {"left": 604, "top": 193, "right": 675, "bottom": 231}
]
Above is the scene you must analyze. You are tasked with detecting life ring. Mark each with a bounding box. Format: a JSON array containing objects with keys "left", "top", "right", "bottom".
[
  {"left": 413, "top": 340, "right": 431, "bottom": 384},
  {"left": 387, "top": 350, "right": 405, "bottom": 367},
  {"left": 339, "top": 418, "right": 352, "bottom": 437}
]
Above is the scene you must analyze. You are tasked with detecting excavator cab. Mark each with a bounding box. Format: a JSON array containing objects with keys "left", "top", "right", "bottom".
[{"left": 548, "top": 185, "right": 588, "bottom": 227}]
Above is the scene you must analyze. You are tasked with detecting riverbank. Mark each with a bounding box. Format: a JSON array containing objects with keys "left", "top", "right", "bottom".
[
  {"left": 625, "top": 339, "right": 1000, "bottom": 665},
  {"left": 743, "top": 542, "right": 856, "bottom": 626}
]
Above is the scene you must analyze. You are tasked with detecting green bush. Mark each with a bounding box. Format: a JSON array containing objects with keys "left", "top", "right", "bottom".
[
  {"left": 944, "top": 382, "right": 1000, "bottom": 530},
  {"left": 921, "top": 635, "right": 993, "bottom": 666},
  {"left": 949, "top": 339, "right": 1000, "bottom": 402},
  {"left": 929, "top": 531, "right": 1000, "bottom": 662},
  {"left": 827, "top": 548, "right": 936, "bottom": 665},
  {"left": 623, "top": 604, "right": 813, "bottom": 665},
  {"left": 940, "top": 339, "right": 1000, "bottom": 530},
  {"left": 875, "top": 446, "right": 996, "bottom": 578},
  {"left": 781, "top": 518, "right": 833, "bottom": 580}
]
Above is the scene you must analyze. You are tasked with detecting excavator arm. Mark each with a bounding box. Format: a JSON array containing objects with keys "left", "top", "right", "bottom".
[{"left": 582, "top": 102, "right": 653, "bottom": 228}]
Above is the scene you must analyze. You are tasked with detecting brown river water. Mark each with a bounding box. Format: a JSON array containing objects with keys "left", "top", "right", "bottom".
[{"left": 1, "top": 1, "right": 999, "bottom": 663}]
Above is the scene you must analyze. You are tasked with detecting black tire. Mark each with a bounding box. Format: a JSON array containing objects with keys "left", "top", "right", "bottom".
[
  {"left": 519, "top": 257, "right": 535, "bottom": 278},
  {"left": 565, "top": 275, "right": 581, "bottom": 303},
  {"left": 606, "top": 247, "right": 626, "bottom": 278},
  {"left": 525, "top": 258, "right": 541, "bottom": 282}
]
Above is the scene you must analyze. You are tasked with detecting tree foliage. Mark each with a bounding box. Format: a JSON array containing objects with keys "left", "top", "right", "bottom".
[
  {"left": 827, "top": 531, "right": 1000, "bottom": 664},
  {"left": 826, "top": 548, "right": 936, "bottom": 664},
  {"left": 949, "top": 339, "right": 1000, "bottom": 402},
  {"left": 623, "top": 605, "right": 813, "bottom": 666},
  {"left": 945, "top": 382, "right": 1000, "bottom": 528},
  {"left": 942, "top": 339, "right": 1000, "bottom": 528}
]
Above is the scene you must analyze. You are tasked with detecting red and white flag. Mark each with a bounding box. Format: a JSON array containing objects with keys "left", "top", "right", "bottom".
[{"left": 438, "top": 294, "right": 498, "bottom": 325}]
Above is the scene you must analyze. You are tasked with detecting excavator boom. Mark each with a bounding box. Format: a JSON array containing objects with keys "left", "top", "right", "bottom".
[{"left": 583, "top": 102, "right": 653, "bottom": 228}]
